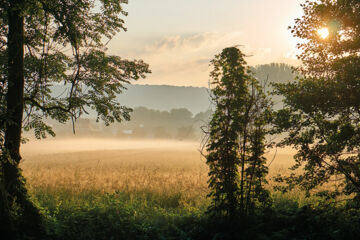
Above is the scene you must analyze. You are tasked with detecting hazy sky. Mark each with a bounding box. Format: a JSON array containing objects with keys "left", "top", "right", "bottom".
[{"left": 107, "top": 0, "right": 305, "bottom": 87}]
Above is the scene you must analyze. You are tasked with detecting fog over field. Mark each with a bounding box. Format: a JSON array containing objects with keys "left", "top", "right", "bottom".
[
  {"left": 21, "top": 138, "right": 200, "bottom": 156},
  {"left": 3, "top": 0, "right": 358, "bottom": 238},
  {"left": 19, "top": 138, "right": 297, "bottom": 210},
  {"left": 21, "top": 138, "right": 296, "bottom": 171},
  {"left": 18, "top": 63, "right": 298, "bottom": 197}
]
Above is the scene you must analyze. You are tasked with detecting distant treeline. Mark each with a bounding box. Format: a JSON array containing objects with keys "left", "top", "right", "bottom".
[
  {"left": 48, "top": 63, "right": 296, "bottom": 115},
  {"left": 47, "top": 107, "right": 213, "bottom": 140},
  {"left": 253, "top": 63, "right": 297, "bottom": 108},
  {"left": 252, "top": 63, "right": 297, "bottom": 85},
  {"left": 45, "top": 63, "right": 296, "bottom": 139}
]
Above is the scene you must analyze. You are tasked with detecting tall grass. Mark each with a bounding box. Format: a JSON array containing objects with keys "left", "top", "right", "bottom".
[{"left": 20, "top": 142, "right": 358, "bottom": 239}]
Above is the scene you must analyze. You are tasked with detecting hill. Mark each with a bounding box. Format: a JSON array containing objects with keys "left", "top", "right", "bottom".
[
  {"left": 118, "top": 84, "right": 211, "bottom": 114},
  {"left": 50, "top": 63, "right": 296, "bottom": 116}
]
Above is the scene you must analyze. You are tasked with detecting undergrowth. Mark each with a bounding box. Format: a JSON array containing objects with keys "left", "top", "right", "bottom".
[{"left": 28, "top": 188, "right": 360, "bottom": 240}]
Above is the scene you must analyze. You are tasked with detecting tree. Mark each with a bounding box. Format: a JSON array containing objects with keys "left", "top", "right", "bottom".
[
  {"left": 176, "top": 125, "right": 195, "bottom": 140},
  {"left": 252, "top": 63, "right": 296, "bottom": 86},
  {"left": 273, "top": 0, "right": 360, "bottom": 203},
  {"left": 0, "top": 0, "right": 150, "bottom": 237},
  {"left": 205, "top": 47, "right": 271, "bottom": 220}
]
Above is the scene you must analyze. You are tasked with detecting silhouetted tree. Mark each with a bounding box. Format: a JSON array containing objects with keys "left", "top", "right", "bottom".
[
  {"left": 176, "top": 126, "right": 195, "bottom": 140},
  {"left": 205, "top": 47, "right": 272, "bottom": 220},
  {"left": 273, "top": 0, "right": 360, "bottom": 204},
  {"left": 253, "top": 63, "right": 296, "bottom": 85},
  {"left": 124, "top": 107, "right": 204, "bottom": 139},
  {"left": 169, "top": 108, "right": 193, "bottom": 123},
  {"left": 0, "top": 0, "right": 150, "bottom": 238},
  {"left": 153, "top": 126, "right": 171, "bottom": 139}
]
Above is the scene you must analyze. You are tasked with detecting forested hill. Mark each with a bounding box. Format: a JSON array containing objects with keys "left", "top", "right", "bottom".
[
  {"left": 117, "top": 85, "right": 211, "bottom": 114},
  {"left": 51, "top": 63, "right": 296, "bottom": 115},
  {"left": 117, "top": 63, "right": 296, "bottom": 113}
]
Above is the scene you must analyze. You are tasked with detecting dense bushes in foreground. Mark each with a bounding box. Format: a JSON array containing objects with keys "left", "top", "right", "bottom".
[{"left": 27, "top": 189, "right": 360, "bottom": 240}]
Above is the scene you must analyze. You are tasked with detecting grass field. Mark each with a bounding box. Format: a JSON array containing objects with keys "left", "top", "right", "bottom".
[
  {"left": 19, "top": 138, "right": 355, "bottom": 240},
  {"left": 21, "top": 138, "right": 296, "bottom": 202}
]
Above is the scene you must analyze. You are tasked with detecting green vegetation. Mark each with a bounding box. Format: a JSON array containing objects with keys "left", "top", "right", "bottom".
[
  {"left": 35, "top": 189, "right": 206, "bottom": 240},
  {"left": 1, "top": 0, "right": 149, "bottom": 237},
  {"left": 273, "top": 0, "right": 360, "bottom": 204},
  {"left": 205, "top": 47, "right": 271, "bottom": 218},
  {"left": 1, "top": 0, "right": 360, "bottom": 239},
  {"left": 19, "top": 147, "right": 360, "bottom": 240},
  {"left": 25, "top": 188, "right": 360, "bottom": 240}
]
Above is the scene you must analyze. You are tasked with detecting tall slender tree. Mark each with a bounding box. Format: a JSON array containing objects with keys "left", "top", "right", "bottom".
[
  {"left": 0, "top": 0, "right": 150, "bottom": 238},
  {"left": 205, "top": 47, "right": 271, "bottom": 219}
]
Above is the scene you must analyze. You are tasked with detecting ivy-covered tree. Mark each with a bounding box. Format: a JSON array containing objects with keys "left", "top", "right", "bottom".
[
  {"left": 205, "top": 47, "right": 271, "bottom": 220},
  {"left": 273, "top": 0, "right": 360, "bottom": 204},
  {"left": 0, "top": 0, "right": 150, "bottom": 238}
]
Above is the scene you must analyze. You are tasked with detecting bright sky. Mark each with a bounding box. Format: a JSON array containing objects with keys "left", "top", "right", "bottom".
[{"left": 107, "top": 0, "right": 305, "bottom": 87}]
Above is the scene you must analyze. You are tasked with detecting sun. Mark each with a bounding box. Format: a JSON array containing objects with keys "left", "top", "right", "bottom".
[{"left": 317, "top": 27, "right": 329, "bottom": 39}]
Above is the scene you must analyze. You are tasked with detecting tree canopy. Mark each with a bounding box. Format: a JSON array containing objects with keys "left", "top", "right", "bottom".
[
  {"left": 205, "top": 47, "right": 272, "bottom": 219},
  {"left": 273, "top": 0, "right": 360, "bottom": 203},
  {"left": 0, "top": 0, "right": 150, "bottom": 238},
  {"left": 1, "top": 0, "right": 150, "bottom": 137}
]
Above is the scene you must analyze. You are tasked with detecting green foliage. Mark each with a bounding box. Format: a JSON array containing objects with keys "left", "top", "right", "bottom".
[
  {"left": 25, "top": 187, "right": 360, "bottom": 240},
  {"left": 1, "top": 0, "right": 151, "bottom": 139},
  {"left": 291, "top": 0, "right": 360, "bottom": 77},
  {"left": 205, "top": 47, "right": 272, "bottom": 219},
  {"left": 33, "top": 189, "right": 206, "bottom": 240},
  {"left": 273, "top": 0, "right": 360, "bottom": 204},
  {"left": 0, "top": 0, "right": 150, "bottom": 238}
]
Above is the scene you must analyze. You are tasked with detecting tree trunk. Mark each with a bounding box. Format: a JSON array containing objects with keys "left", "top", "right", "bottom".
[
  {"left": 5, "top": 0, "right": 24, "bottom": 164},
  {"left": 0, "top": 0, "right": 43, "bottom": 238}
]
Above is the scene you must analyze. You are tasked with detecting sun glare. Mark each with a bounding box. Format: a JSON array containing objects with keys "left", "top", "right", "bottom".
[{"left": 317, "top": 27, "right": 329, "bottom": 39}]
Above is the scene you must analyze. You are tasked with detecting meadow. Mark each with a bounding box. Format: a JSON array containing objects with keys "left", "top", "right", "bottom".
[
  {"left": 21, "top": 138, "right": 296, "bottom": 204},
  {"left": 19, "top": 138, "right": 359, "bottom": 240}
]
